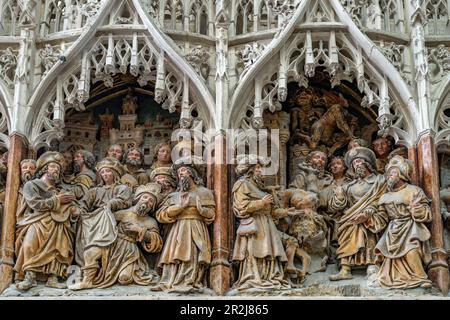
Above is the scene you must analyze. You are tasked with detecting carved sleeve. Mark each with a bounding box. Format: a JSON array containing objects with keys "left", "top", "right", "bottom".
[
  {"left": 107, "top": 185, "right": 132, "bottom": 211},
  {"left": 67, "top": 175, "right": 95, "bottom": 200},
  {"left": 289, "top": 173, "right": 307, "bottom": 190},
  {"left": 233, "top": 187, "right": 266, "bottom": 219},
  {"left": 156, "top": 199, "right": 180, "bottom": 224},
  {"left": 200, "top": 206, "right": 215, "bottom": 225},
  {"left": 142, "top": 230, "right": 163, "bottom": 253},
  {"left": 328, "top": 187, "right": 348, "bottom": 213},
  {"left": 411, "top": 190, "right": 432, "bottom": 223},
  {"left": 364, "top": 204, "right": 389, "bottom": 233},
  {"left": 23, "top": 182, "right": 59, "bottom": 212}
]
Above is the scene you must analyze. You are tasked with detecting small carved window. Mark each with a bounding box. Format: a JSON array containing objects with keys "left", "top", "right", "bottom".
[
  {"left": 379, "top": 0, "right": 401, "bottom": 33},
  {"left": 236, "top": 0, "right": 254, "bottom": 35},
  {"left": 0, "top": 0, "right": 21, "bottom": 36},
  {"left": 425, "top": 0, "right": 450, "bottom": 35}
]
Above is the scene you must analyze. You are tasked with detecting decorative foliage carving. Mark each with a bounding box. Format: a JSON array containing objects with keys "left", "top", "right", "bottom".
[
  {"left": 184, "top": 46, "right": 210, "bottom": 79},
  {"left": 428, "top": 45, "right": 450, "bottom": 81},
  {"left": 80, "top": 0, "right": 102, "bottom": 23},
  {"left": 378, "top": 42, "right": 411, "bottom": 85},
  {"left": 0, "top": 47, "right": 18, "bottom": 88},
  {"left": 39, "top": 44, "right": 62, "bottom": 76},
  {"left": 236, "top": 42, "right": 266, "bottom": 79},
  {"left": 268, "top": 0, "right": 301, "bottom": 36}
]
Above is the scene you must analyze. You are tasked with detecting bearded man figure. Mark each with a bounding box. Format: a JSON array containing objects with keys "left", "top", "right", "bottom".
[
  {"left": 289, "top": 150, "right": 333, "bottom": 195},
  {"left": 149, "top": 167, "right": 177, "bottom": 198},
  {"left": 152, "top": 156, "right": 215, "bottom": 293},
  {"left": 15, "top": 159, "right": 37, "bottom": 225},
  {"left": 328, "top": 147, "right": 388, "bottom": 281},
  {"left": 231, "top": 155, "right": 291, "bottom": 291},
  {"left": 122, "top": 147, "right": 150, "bottom": 186},
  {"left": 106, "top": 144, "right": 124, "bottom": 163},
  {"left": 65, "top": 150, "right": 96, "bottom": 199},
  {"left": 375, "top": 156, "right": 433, "bottom": 289},
  {"left": 14, "top": 152, "right": 79, "bottom": 290}
]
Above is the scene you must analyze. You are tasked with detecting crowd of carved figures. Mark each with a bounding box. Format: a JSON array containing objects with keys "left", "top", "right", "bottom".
[
  {"left": 0, "top": 88, "right": 441, "bottom": 293},
  {"left": 5, "top": 142, "right": 216, "bottom": 293}
]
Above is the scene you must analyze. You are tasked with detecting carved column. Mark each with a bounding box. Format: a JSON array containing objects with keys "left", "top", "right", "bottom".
[
  {"left": 0, "top": 133, "right": 28, "bottom": 293},
  {"left": 408, "top": 145, "right": 419, "bottom": 186},
  {"left": 210, "top": 133, "right": 231, "bottom": 294},
  {"left": 417, "top": 131, "right": 449, "bottom": 295}
]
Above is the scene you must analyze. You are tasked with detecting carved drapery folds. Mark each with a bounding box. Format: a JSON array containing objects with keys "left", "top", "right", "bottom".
[{"left": 31, "top": 32, "right": 200, "bottom": 149}]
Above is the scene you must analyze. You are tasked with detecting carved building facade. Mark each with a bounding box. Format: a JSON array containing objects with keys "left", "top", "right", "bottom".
[{"left": 0, "top": 0, "right": 450, "bottom": 297}]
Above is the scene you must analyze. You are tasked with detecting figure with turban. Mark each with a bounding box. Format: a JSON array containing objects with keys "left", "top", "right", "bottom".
[{"left": 374, "top": 155, "right": 433, "bottom": 289}]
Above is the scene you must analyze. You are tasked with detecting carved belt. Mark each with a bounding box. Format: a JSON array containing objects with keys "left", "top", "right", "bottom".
[{"left": 177, "top": 211, "right": 202, "bottom": 220}]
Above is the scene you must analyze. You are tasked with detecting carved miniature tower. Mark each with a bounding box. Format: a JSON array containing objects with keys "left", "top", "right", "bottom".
[{"left": 110, "top": 88, "right": 144, "bottom": 150}]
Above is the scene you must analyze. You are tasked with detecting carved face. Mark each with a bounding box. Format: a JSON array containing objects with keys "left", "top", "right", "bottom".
[
  {"left": 372, "top": 138, "right": 391, "bottom": 158},
  {"left": 73, "top": 152, "right": 85, "bottom": 173},
  {"left": 107, "top": 145, "right": 123, "bottom": 162},
  {"left": 178, "top": 166, "right": 193, "bottom": 191},
  {"left": 62, "top": 151, "right": 73, "bottom": 172},
  {"left": 329, "top": 158, "right": 345, "bottom": 177},
  {"left": 157, "top": 145, "right": 171, "bottom": 163},
  {"left": 46, "top": 162, "right": 61, "bottom": 182},
  {"left": 21, "top": 161, "right": 36, "bottom": 183},
  {"left": 309, "top": 152, "right": 327, "bottom": 171},
  {"left": 126, "top": 149, "right": 142, "bottom": 166},
  {"left": 352, "top": 158, "right": 369, "bottom": 178},
  {"left": 387, "top": 167, "right": 401, "bottom": 190},
  {"left": 137, "top": 193, "right": 155, "bottom": 215},
  {"left": 100, "top": 167, "right": 115, "bottom": 185},
  {"left": 154, "top": 175, "right": 174, "bottom": 194}
]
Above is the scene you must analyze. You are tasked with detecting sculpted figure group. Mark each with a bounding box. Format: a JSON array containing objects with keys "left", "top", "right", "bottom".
[
  {"left": 6, "top": 134, "right": 435, "bottom": 294},
  {"left": 232, "top": 136, "right": 434, "bottom": 292},
  {"left": 13, "top": 143, "right": 215, "bottom": 294}
]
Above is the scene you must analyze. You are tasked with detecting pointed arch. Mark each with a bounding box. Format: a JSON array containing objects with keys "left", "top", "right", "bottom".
[
  {"left": 433, "top": 75, "right": 450, "bottom": 152},
  {"left": 25, "top": 0, "right": 217, "bottom": 149},
  {"left": 228, "top": 0, "right": 417, "bottom": 146}
]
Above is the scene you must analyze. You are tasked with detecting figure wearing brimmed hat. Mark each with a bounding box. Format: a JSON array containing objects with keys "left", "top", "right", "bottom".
[
  {"left": 374, "top": 155, "right": 433, "bottom": 289},
  {"left": 328, "top": 147, "right": 388, "bottom": 281},
  {"left": 231, "top": 154, "right": 291, "bottom": 291},
  {"left": 15, "top": 151, "right": 79, "bottom": 291},
  {"left": 149, "top": 166, "right": 177, "bottom": 198},
  {"left": 76, "top": 183, "right": 163, "bottom": 289},
  {"left": 70, "top": 157, "right": 132, "bottom": 290},
  {"left": 152, "top": 155, "right": 215, "bottom": 293}
]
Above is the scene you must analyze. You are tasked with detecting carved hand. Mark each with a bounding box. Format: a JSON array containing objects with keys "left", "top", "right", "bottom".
[
  {"left": 123, "top": 222, "right": 141, "bottom": 235},
  {"left": 351, "top": 211, "right": 369, "bottom": 224},
  {"left": 58, "top": 193, "right": 76, "bottom": 205},
  {"left": 180, "top": 192, "right": 190, "bottom": 209},
  {"left": 262, "top": 194, "right": 274, "bottom": 206}
]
